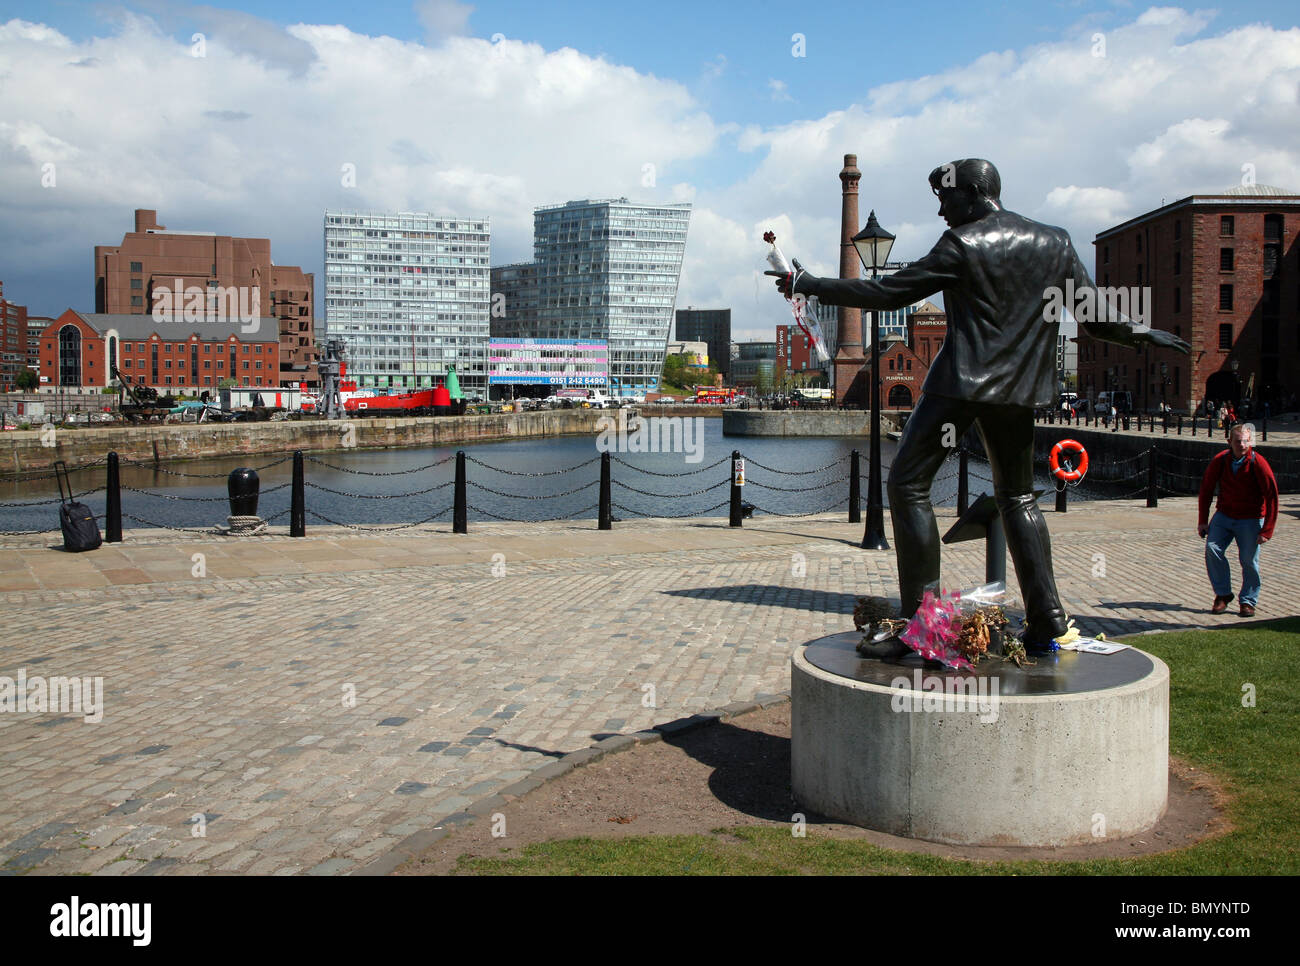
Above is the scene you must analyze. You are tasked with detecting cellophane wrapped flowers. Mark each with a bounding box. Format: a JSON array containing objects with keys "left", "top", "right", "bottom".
[
  {"left": 762, "top": 230, "right": 831, "bottom": 363},
  {"left": 900, "top": 590, "right": 971, "bottom": 670}
]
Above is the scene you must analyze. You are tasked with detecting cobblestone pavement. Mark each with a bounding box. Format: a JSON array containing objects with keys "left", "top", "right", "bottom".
[{"left": 2, "top": 495, "right": 1297, "bottom": 875}]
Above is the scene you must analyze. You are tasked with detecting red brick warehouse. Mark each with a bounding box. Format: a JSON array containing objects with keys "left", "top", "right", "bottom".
[{"left": 1078, "top": 185, "right": 1300, "bottom": 414}]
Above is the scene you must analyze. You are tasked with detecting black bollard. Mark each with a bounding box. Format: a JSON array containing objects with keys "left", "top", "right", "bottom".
[
  {"left": 105, "top": 451, "right": 122, "bottom": 542},
  {"left": 290, "top": 450, "right": 305, "bottom": 537},
  {"left": 1147, "top": 447, "right": 1158, "bottom": 508},
  {"left": 1055, "top": 481, "right": 1067, "bottom": 513},
  {"left": 599, "top": 452, "right": 612, "bottom": 531},
  {"left": 729, "top": 450, "right": 743, "bottom": 527},
  {"left": 1263, "top": 415, "right": 1268, "bottom": 442},
  {"left": 228, "top": 467, "right": 259, "bottom": 517},
  {"left": 1137, "top": 413, "right": 1142, "bottom": 432},
  {"left": 1178, "top": 415, "right": 1183, "bottom": 435},
  {"left": 1163, "top": 412, "right": 1169, "bottom": 435},
  {"left": 957, "top": 447, "right": 969, "bottom": 515},
  {"left": 848, "top": 450, "right": 861, "bottom": 524},
  {"left": 453, "top": 450, "right": 467, "bottom": 533}
]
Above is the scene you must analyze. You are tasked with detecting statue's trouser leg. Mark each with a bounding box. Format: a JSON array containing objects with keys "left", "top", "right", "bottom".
[
  {"left": 975, "top": 406, "right": 1069, "bottom": 641},
  {"left": 887, "top": 394, "right": 976, "bottom": 618}
]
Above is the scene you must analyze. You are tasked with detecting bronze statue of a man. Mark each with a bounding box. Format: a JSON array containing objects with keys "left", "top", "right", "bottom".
[{"left": 771, "top": 159, "right": 1190, "bottom": 648}]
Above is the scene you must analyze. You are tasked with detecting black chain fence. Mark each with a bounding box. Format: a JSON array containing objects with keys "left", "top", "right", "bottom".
[{"left": 2, "top": 433, "right": 1293, "bottom": 538}]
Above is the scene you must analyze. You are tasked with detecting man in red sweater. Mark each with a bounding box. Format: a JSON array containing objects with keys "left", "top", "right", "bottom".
[{"left": 1198, "top": 423, "right": 1279, "bottom": 617}]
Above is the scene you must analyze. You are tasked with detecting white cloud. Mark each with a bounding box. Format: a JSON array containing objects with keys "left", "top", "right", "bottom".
[
  {"left": 415, "top": 0, "right": 474, "bottom": 40},
  {"left": 2, "top": 7, "right": 1299, "bottom": 348},
  {"left": 768, "top": 79, "right": 792, "bottom": 102},
  {"left": 679, "top": 9, "right": 1300, "bottom": 339},
  {"left": 0, "top": 15, "right": 719, "bottom": 309},
  {"left": 1040, "top": 185, "right": 1130, "bottom": 227}
]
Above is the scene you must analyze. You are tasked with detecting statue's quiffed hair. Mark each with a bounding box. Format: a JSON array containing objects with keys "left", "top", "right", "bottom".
[{"left": 929, "top": 159, "right": 1002, "bottom": 203}]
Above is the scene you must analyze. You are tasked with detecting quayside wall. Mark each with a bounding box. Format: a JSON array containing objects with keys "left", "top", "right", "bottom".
[{"left": 0, "top": 411, "right": 608, "bottom": 479}]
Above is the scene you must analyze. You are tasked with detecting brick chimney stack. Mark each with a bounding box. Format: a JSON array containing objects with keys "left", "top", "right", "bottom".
[{"left": 834, "top": 154, "right": 865, "bottom": 406}]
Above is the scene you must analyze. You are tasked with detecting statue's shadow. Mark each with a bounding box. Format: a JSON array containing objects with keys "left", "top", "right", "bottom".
[
  {"left": 663, "top": 584, "right": 861, "bottom": 613},
  {"left": 653, "top": 720, "right": 828, "bottom": 825}
]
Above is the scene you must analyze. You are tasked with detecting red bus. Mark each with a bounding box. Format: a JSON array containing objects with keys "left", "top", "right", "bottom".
[{"left": 694, "top": 387, "right": 738, "bottom": 404}]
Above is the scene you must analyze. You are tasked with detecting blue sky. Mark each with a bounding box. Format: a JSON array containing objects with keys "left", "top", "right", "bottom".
[{"left": 2, "top": 1, "right": 1299, "bottom": 336}]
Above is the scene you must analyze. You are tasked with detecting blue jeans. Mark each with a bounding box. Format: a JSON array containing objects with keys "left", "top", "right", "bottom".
[{"left": 1205, "top": 511, "right": 1264, "bottom": 606}]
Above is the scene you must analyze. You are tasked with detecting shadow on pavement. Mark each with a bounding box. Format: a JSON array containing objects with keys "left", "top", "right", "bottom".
[
  {"left": 491, "top": 738, "right": 566, "bottom": 759},
  {"left": 1096, "top": 600, "right": 1206, "bottom": 614},
  {"left": 663, "top": 584, "right": 858, "bottom": 613}
]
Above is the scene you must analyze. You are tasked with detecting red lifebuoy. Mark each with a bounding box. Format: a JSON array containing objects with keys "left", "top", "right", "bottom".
[{"left": 1049, "top": 439, "right": 1088, "bottom": 482}]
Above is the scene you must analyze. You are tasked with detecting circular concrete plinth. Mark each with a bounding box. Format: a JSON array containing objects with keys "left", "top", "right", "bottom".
[{"left": 791, "top": 632, "right": 1169, "bottom": 846}]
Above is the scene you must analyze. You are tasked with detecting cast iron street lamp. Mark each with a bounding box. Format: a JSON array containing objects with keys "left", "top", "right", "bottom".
[{"left": 851, "top": 210, "right": 894, "bottom": 551}]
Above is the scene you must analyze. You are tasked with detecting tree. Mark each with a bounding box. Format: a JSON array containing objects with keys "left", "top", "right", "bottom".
[
  {"left": 218, "top": 378, "right": 236, "bottom": 390},
  {"left": 15, "top": 369, "right": 37, "bottom": 391}
]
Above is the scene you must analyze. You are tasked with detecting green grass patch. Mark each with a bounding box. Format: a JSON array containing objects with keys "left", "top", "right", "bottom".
[
  {"left": 657, "top": 381, "right": 694, "bottom": 398},
  {"left": 455, "top": 619, "right": 1300, "bottom": 875}
]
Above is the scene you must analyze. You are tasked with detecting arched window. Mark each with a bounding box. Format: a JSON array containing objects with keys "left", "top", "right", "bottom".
[{"left": 59, "top": 325, "right": 82, "bottom": 386}]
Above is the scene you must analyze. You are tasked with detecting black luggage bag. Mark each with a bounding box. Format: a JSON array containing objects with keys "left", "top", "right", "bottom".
[{"left": 55, "top": 460, "right": 101, "bottom": 552}]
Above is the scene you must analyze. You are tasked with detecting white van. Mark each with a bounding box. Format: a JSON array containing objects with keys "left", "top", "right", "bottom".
[{"left": 1095, "top": 391, "right": 1133, "bottom": 414}]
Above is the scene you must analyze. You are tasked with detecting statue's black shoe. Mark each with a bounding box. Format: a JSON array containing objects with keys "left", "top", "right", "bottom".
[{"left": 856, "top": 625, "right": 910, "bottom": 659}]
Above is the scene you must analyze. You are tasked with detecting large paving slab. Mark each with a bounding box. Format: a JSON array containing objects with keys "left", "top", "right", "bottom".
[{"left": 1, "top": 495, "right": 1297, "bottom": 875}]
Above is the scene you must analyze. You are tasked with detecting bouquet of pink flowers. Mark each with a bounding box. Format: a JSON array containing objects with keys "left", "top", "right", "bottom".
[
  {"left": 899, "top": 590, "right": 972, "bottom": 670},
  {"left": 763, "top": 230, "right": 830, "bottom": 363}
]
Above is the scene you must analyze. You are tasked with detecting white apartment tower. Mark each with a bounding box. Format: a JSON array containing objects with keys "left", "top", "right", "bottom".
[{"left": 323, "top": 210, "right": 491, "bottom": 393}]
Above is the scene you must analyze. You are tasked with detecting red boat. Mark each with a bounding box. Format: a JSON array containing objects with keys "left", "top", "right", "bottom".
[
  {"left": 342, "top": 383, "right": 464, "bottom": 416},
  {"left": 344, "top": 389, "right": 437, "bottom": 415}
]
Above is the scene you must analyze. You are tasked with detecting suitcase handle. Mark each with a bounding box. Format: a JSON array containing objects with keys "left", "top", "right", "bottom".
[{"left": 54, "top": 460, "right": 72, "bottom": 504}]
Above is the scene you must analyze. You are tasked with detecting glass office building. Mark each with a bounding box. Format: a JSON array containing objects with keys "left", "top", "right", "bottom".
[
  {"left": 531, "top": 199, "right": 691, "bottom": 398},
  {"left": 323, "top": 210, "right": 491, "bottom": 393}
]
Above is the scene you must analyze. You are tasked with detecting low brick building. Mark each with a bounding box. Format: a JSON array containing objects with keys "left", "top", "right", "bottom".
[
  {"left": 36, "top": 310, "right": 281, "bottom": 393},
  {"left": 857, "top": 299, "right": 948, "bottom": 410}
]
